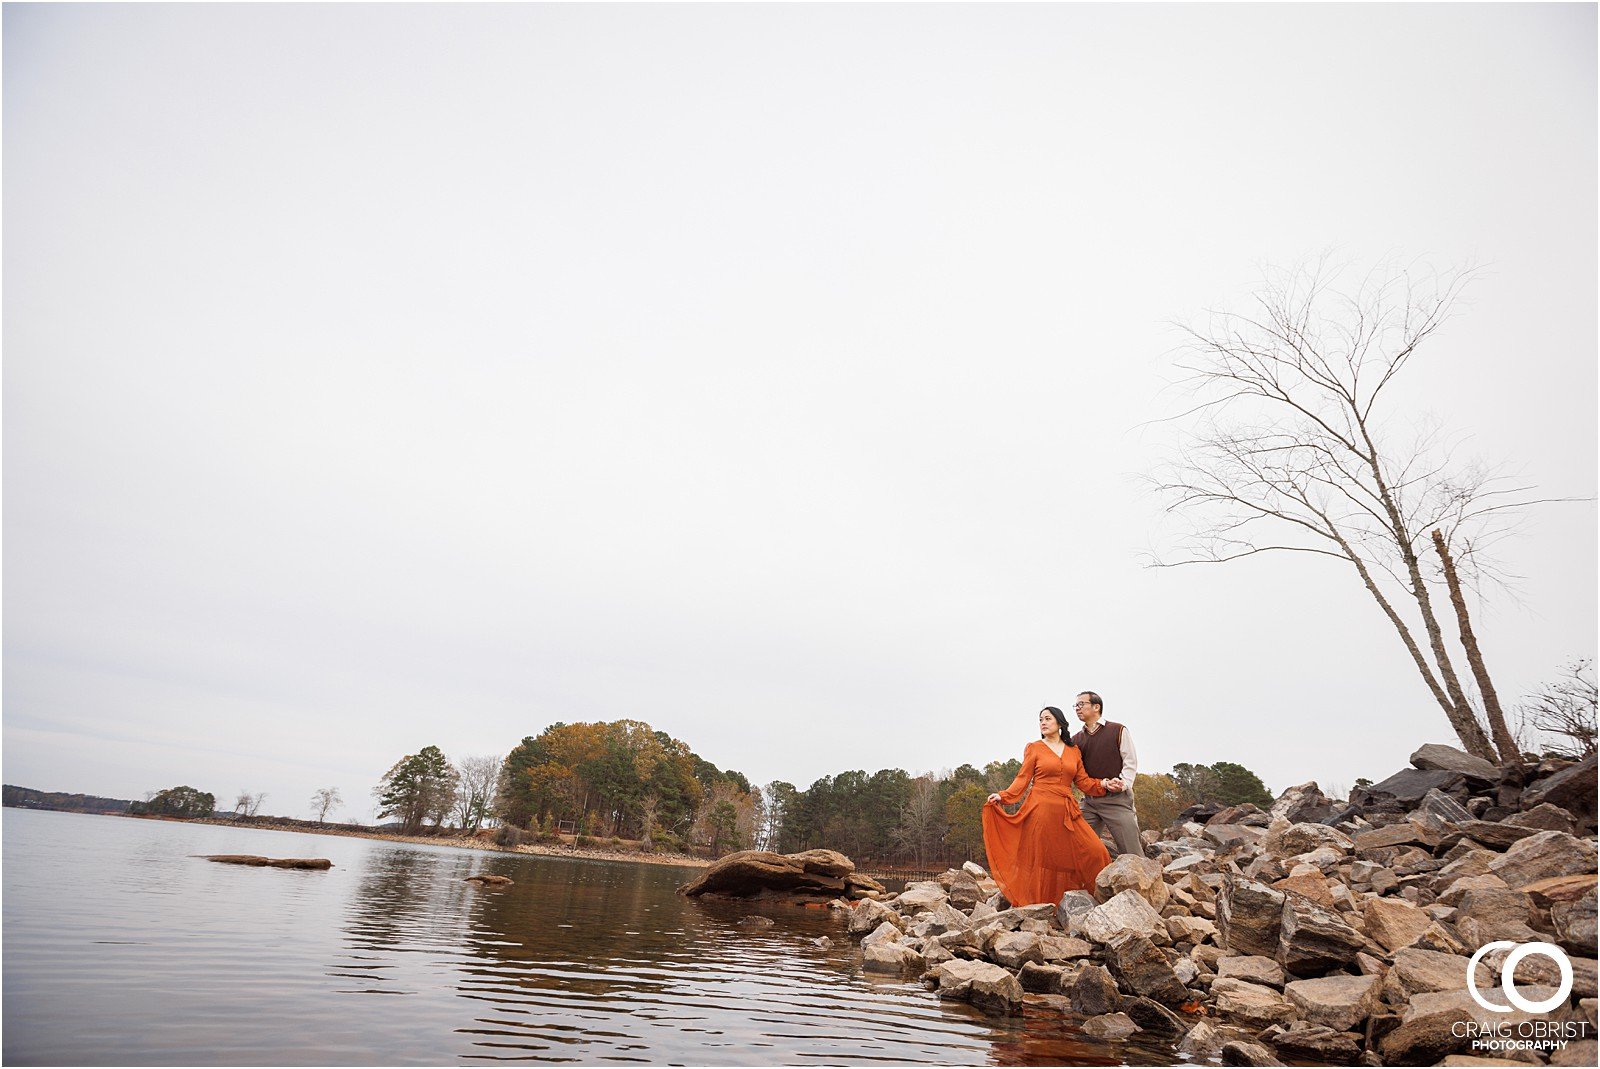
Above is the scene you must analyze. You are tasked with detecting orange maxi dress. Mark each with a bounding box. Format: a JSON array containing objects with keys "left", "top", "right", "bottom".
[{"left": 982, "top": 740, "right": 1112, "bottom": 906}]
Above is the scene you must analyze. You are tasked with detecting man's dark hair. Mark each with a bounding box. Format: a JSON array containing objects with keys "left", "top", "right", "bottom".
[{"left": 1078, "top": 691, "right": 1104, "bottom": 714}]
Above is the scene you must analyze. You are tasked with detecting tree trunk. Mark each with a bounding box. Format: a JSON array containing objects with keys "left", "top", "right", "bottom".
[{"left": 1433, "top": 529, "right": 1520, "bottom": 780}]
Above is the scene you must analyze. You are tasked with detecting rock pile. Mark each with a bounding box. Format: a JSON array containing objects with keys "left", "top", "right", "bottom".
[
  {"left": 840, "top": 745, "right": 1598, "bottom": 1066},
  {"left": 680, "top": 848, "right": 886, "bottom": 900}
]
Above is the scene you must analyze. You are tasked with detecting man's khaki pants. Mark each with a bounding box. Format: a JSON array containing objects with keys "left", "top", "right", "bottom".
[{"left": 1081, "top": 789, "right": 1144, "bottom": 857}]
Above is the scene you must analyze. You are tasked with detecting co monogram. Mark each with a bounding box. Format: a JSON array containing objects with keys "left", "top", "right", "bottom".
[{"left": 1467, "top": 940, "right": 1574, "bottom": 1014}]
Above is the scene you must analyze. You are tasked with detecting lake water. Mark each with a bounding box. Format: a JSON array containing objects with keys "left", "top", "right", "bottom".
[{"left": 3, "top": 809, "right": 1186, "bottom": 1065}]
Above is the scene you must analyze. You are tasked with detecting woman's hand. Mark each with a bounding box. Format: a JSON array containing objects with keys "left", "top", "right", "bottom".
[{"left": 986, "top": 792, "right": 1002, "bottom": 805}]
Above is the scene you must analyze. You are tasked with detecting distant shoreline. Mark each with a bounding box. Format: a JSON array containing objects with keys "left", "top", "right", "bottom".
[{"left": 10, "top": 807, "right": 714, "bottom": 870}]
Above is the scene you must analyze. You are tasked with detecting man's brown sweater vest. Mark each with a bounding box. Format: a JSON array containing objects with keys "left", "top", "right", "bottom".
[{"left": 1073, "top": 721, "right": 1126, "bottom": 779}]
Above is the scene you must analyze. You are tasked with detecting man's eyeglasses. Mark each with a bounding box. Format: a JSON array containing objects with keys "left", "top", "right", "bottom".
[{"left": 1073, "top": 701, "right": 1092, "bottom": 708}]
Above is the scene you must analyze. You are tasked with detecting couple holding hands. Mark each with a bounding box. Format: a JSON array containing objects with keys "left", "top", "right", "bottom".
[{"left": 981, "top": 692, "right": 1142, "bottom": 907}]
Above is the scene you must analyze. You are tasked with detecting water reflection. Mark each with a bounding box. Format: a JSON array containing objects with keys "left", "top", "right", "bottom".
[{"left": 332, "top": 846, "right": 1186, "bottom": 1065}]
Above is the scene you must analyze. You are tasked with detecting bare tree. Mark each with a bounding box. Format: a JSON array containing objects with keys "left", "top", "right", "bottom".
[
  {"left": 233, "top": 791, "right": 266, "bottom": 819},
  {"left": 1149, "top": 257, "right": 1566, "bottom": 761},
  {"left": 452, "top": 754, "right": 503, "bottom": 833},
  {"left": 310, "top": 787, "right": 343, "bottom": 826},
  {"left": 1516, "top": 660, "right": 1597, "bottom": 758},
  {"left": 890, "top": 774, "right": 945, "bottom": 869}
]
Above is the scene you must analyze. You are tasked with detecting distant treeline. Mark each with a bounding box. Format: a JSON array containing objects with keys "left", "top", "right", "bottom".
[
  {"left": 34, "top": 719, "right": 1278, "bottom": 867},
  {"left": 3, "top": 784, "right": 133, "bottom": 814}
]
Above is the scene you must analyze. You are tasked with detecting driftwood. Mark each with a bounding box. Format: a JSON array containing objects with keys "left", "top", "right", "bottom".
[{"left": 198, "top": 854, "right": 333, "bottom": 870}]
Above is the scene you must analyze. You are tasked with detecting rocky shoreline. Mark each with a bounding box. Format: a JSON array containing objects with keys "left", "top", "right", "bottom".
[{"left": 836, "top": 744, "right": 1597, "bottom": 1067}]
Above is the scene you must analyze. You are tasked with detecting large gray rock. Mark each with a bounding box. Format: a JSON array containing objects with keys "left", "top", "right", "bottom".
[
  {"left": 1219, "top": 1040, "right": 1286, "bottom": 1066},
  {"left": 934, "top": 959, "right": 1024, "bottom": 1015},
  {"left": 1081, "top": 1012, "right": 1140, "bottom": 1039},
  {"left": 1016, "top": 961, "right": 1070, "bottom": 993},
  {"left": 1102, "top": 930, "right": 1189, "bottom": 1007},
  {"left": 1211, "top": 977, "right": 1297, "bottom": 1028},
  {"left": 1354, "top": 768, "right": 1467, "bottom": 807},
  {"left": 1416, "top": 787, "right": 1474, "bottom": 826},
  {"left": 1217, "top": 877, "right": 1285, "bottom": 957},
  {"left": 1410, "top": 743, "right": 1501, "bottom": 782},
  {"left": 1522, "top": 751, "right": 1597, "bottom": 817},
  {"left": 1488, "top": 830, "right": 1598, "bottom": 888},
  {"left": 1056, "top": 890, "right": 1097, "bottom": 936},
  {"left": 860, "top": 921, "right": 902, "bottom": 948},
  {"left": 1083, "top": 889, "right": 1164, "bottom": 944},
  {"left": 1283, "top": 974, "right": 1381, "bottom": 1031},
  {"left": 1095, "top": 853, "right": 1170, "bottom": 910},
  {"left": 1122, "top": 995, "right": 1190, "bottom": 1037},
  {"left": 1452, "top": 884, "right": 1537, "bottom": 951},
  {"left": 893, "top": 882, "right": 950, "bottom": 914},
  {"left": 1277, "top": 894, "right": 1365, "bottom": 977}
]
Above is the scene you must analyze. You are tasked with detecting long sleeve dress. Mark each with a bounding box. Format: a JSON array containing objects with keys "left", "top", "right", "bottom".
[{"left": 982, "top": 740, "right": 1112, "bottom": 906}]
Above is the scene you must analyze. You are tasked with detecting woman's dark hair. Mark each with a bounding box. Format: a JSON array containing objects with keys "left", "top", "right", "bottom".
[{"left": 1040, "top": 706, "right": 1073, "bottom": 741}]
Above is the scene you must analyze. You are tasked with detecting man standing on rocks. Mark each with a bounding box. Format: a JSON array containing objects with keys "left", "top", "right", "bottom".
[{"left": 1070, "top": 691, "right": 1144, "bottom": 857}]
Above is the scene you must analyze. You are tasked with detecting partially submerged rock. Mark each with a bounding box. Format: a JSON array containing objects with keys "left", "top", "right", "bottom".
[
  {"left": 199, "top": 854, "right": 332, "bottom": 869},
  {"left": 678, "top": 849, "right": 884, "bottom": 899}
]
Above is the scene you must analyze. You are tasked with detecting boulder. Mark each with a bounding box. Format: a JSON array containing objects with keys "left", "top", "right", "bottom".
[
  {"left": 1219, "top": 1039, "right": 1286, "bottom": 1066},
  {"left": 1521, "top": 751, "right": 1597, "bottom": 817},
  {"left": 1354, "top": 823, "right": 1434, "bottom": 852},
  {"left": 1123, "top": 994, "right": 1189, "bottom": 1037},
  {"left": 1410, "top": 743, "right": 1501, "bottom": 782},
  {"left": 1216, "top": 954, "right": 1288, "bottom": 988},
  {"left": 1442, "top": 820, "right": 1541, "bottom": 851},
  {"left": 946, "top": 869, "right": 982, "bottom": 910},
  {"left": 1039, "top": 934, "right": 1094, "bottom": 962},
  {"left": 1552, "top": 1040, "right": 1600, "bottom": 1068},
  {"left": 1081, "top": 1012, "right": 1140, "bottom": 1039},
  {"left": 1278, "top": 894, "right": 1365, "bottom": 977},
  {"left": 1211, "top": 977, "right": 1297, "bottom": 1028},
  {"left": 1167, "top": 915, "right": 1218, "bottom": 945},
  {"left": 1270, "top": 782, "right": 1339, "bottom": 824},
  {"left": 1083, "top": 889, "right": 1164, "bottom": 944},
  {"left": 1095, "top": 853, "right": 1170, "bottom": 910},
  {"left": 1057, "top": 889, "right": 1097, "bottom": 936},
  {"left": 1271, "top": 1026, "right": 1362, "bottom": 1062},
  {"left": 893, "top": 882, "right": 949, "bottom": 914},
  {"left": 1417, "top": 787, "right": 1475, "bottom": 826},
  {"left": 1382, "top": 947, "right": 1490, "bottom": 1003},
  {"left": 200, "top": 855, "right": 333, "bottom": 869},
  {"left": 862, "top": 941, "right": 922, "bottom": 974},
  {"left": 463, "top": 874, "right": 513, "bottom": 886},
  {"left": 1178, "top": 1019, "right": 1227, "bottom": 1059},
  {"left": 1217, "top": 877, "right": 1285, "bottom": 957},
  {"left": 1354, "top": 768, "right": 1467, "bottom": 808},
  {"left": 1070, "top": 962, "right": 1123, "bottom": 1015},
  {"left": 1488, "top": 830, "right": 1598, "bottom": 889},
  {"left": 847, "top": 898, "right": 904, "bottom": 937},
  {"left": 1363, "top": 896, "right": 1434, "bottom": 952},
  {"left": 989, "top": 931, "right": 1044, "bottom": 969},
  {"left": 860, "top": 921, "right": 902, "bottom": 948},
  {"left": 1380, "top": 986, "right": 1565, "bottom": 1063},
  {"left": 1452, "top": 885, "right": 1537, "bottom": 950},
  {"left": 1553, "top": 889, "right": 1598, "bottom": 956},
  {"left": 1016, "top": 961, "right": 1069, "bottom": 993},
  {"left": 934, "top": 959, "right": 1024, "bottom": 1015},
  {"left": 1272, "top": 872, "right": 1337, "bottom": 910},
  {"left": 1262, "top": 821, "right": 1354, "bottom": 858},
  {"left": 1102, "top": 930, "right": 1189, "bottom": 1006},
  {"left": 680, "top": 849, "right": 866, "bottom": 897},
  {"left": 1506, "top": 802, "right": 1580, "bottom": 835},
  {"left": 1283, "top": 974, "right": 1381, "bottom": 1031},
  {"left": 1204, "top": 824, "right": 1265, "bottom": 848}
]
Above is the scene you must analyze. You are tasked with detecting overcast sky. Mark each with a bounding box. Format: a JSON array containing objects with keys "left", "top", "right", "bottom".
[{"left": 5, "top": 4, "right": 1595, "bottom": 822}]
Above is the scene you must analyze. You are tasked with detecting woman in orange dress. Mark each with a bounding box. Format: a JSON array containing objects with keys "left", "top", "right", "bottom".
[{"left": 982, "top": 706, "right": 1120, "bottom": 906}]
